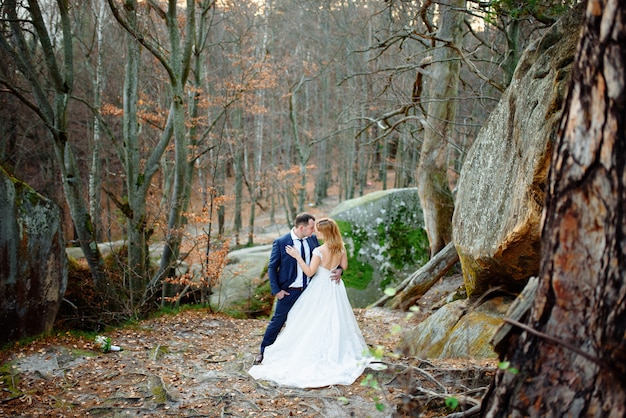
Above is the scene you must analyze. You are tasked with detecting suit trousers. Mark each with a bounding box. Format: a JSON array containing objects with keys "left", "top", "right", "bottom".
[{"left": 260, "top": 288, "right": 304, "bottom": 353}]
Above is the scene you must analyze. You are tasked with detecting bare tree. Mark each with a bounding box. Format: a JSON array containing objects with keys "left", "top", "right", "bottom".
[
  {"left": 0, "top": 0, "right": 107, "bottom": 286},
  {"left": 108, "top": 0, "right": 216, "bottom": 301},
  {"left": 417, "top": 0, "right": 465, "bottom": 256},
  {"left": 88, "top": 0, "right": 107, "bottom": 243},
  {"left": 481, "top": 0, "right": 626, "bottom": 414}
]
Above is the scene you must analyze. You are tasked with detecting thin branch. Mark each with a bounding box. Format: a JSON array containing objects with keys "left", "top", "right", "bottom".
[
  {"left": 445, "top": 404, "right": 481, "bottom": 418},
  {"left": 106, "top": 0, "right": 176, "bottom": 83}
]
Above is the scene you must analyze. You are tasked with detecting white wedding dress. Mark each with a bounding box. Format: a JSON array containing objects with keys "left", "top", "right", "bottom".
[{"left": 248, "top": 249, "right": 376, "bottom": 388}]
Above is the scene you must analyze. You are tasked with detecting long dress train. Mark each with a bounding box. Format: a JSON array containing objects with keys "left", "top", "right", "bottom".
[{"left": 249, "top": 250, "right": 376, "bottom": 388}]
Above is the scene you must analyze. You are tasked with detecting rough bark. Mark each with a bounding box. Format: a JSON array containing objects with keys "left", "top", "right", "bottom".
[{"left": 481, "top": 1, "right": 626, "bottom": 416}]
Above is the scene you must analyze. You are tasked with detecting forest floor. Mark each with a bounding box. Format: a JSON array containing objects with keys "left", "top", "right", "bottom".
[{"left": 0, "top": 306, "right": 495, "bottom": 418}]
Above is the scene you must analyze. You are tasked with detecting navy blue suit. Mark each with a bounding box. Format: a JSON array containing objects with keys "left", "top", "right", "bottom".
[{"left": 260, "top": 232, "right": 320, "bottom": 353}]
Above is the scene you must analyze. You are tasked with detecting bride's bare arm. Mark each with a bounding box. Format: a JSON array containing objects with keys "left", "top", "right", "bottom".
[{"left": 285, "top": 245, "right": 320, "bottom": 277}]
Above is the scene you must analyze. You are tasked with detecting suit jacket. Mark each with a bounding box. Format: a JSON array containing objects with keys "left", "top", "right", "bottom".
[{"left": 267, "top": 232, "right": 320, "bottom": 295}]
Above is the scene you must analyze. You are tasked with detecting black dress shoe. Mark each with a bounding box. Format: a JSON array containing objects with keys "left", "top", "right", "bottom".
[{"left": 254, "top": 353, "right": 263, "bottom": 364}]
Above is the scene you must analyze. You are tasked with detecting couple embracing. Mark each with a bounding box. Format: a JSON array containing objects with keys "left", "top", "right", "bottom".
[{"left": 248, "top": 213, "right": 378, "bottom": 388}]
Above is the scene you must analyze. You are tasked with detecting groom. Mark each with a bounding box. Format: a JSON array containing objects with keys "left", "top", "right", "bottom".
[{"left": 255, "top": 212, "right": 320, "bottom": 364}]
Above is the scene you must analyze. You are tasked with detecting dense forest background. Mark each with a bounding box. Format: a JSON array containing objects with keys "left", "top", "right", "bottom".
[
  {"left": 3, "top": 1, "right": 626, "bottom": 416},
  {"left": 0, "top": 0, "right": 573, "bottom": 318}
]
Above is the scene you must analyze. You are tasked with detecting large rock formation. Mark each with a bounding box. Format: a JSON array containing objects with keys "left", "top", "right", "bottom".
[
  {"left": 209, "top": 244, "right": 273, "bottom": 311},
  {"left": 400, "top": 7, "right": 584, "bottom": 358},
  {"left": 401, "top": 297, "right": 510, "bottom": 359},
  {"left": 452, "top": 8, "right": 583, "bottom": 298},
  {"left": 0, "top": 167, "right": 67, "bottom": 344}
]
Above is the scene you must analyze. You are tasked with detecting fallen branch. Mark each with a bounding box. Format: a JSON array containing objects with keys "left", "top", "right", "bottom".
[
  {"left": 0, "top": 394, "right": 22, "bottom": 404},
  {"left": 445, "top": 403, "right": 481, "bottom": 417},
  {"left": 370, "top": 242, "right": 459, "bottom": 310}
]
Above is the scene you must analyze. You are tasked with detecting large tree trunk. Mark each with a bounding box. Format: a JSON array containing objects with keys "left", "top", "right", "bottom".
[
  {"left": 417, "top": 0, "right": 464, "bottom": 256},
  {"left": 481, "top": 1, "right": 626, "bottom": 415}
]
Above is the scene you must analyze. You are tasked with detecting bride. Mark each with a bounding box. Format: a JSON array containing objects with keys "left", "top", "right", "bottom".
[{"left": 248, "top": 217, "right": 377, "bottom": 388}]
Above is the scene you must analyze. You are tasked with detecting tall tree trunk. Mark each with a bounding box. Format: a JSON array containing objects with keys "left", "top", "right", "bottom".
[
  {"left": 231, "top": 117, "right": 244, "bottom": 247},
  {"left": 481, "top": 1, "right": 626, "bottom": 415},
  {"left": 314, "top": 3, "right": 331, "bottom": 206},
  {"left": 109, "top": 0, "right": 177, "bottom": 309},
  {"left": 55, "top": 140, "right": 107, "bottom": 286},
  {"left": 89, "top": 0, "right": 106, "bottom": 243},
  {"left": 148, "top": 0, "right": 196, "bottom": 293},
  {"left": 289, "top": 77, "right": 311, "bottom": 212},
  {"left": 108, "top": 0, "right": 196, "bottom": 300},
  {"left": 160, "top": 84, "right": 191, "bottom": 286},
  {"left": 0, "top": 0, "right": 107, "bottom": 286},
  {"left": 417, "top": 0, "right": 464, "bottom": 256},
  {"left": 122, "top": 15, "right": 146, "bottom": 305},
  {"left": 246, "top": 4, "right": 271, "bottom": 247}
]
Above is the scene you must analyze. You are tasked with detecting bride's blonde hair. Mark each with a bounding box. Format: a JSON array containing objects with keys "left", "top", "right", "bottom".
[{"left": 316, "top": 218, "right": 344, "bottom": 254}]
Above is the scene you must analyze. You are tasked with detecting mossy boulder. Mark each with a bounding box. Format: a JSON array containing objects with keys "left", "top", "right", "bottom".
[
  {"left": 330, "top": 188, "right": 429, "bottom": 307},
  {"left": 400, "top": 297, "right": 512, "bottom": 359},
  {"left": 0, "top": 167, "right": 67, "bottom": 344}
]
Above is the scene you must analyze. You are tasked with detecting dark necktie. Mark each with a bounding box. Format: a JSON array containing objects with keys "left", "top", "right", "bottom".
[{"left": 299, "top": 239, "right": 307, "bottom": 290}]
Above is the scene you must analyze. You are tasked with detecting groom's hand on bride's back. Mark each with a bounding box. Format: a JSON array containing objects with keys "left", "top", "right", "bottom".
[{"left": 330, "top": 267, "right": 343, "bottom": 284}]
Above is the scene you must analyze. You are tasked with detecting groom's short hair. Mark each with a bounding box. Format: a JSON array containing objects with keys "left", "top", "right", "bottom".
[{"left": 294, "top": 212, "right": 315, "bottom": 227}]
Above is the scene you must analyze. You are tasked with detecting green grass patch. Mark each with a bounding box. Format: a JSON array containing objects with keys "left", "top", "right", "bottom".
[
  {"left": 0, "top": 362, "right": 21, "bottom": 397},
  {"left": 342, "top": 260, "right": 374, "bottom": 290}
]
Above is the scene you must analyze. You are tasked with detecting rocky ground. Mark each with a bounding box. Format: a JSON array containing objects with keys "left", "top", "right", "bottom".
[{"left": 1, "top": 302, "right": 495, "bottom": 418}]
